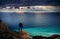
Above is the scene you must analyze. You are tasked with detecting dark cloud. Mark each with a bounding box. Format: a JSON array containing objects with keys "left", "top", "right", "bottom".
[{"left": 0, "top": 0, "right": 60, "bottom": 6}]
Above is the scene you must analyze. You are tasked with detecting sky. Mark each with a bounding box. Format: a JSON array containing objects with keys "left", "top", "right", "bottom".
[
  {"left": 0, "top": 0, "right": 60, "bottom": 13},
  {"left": 0, "top": 0, "right": 60, "bottom": 6}
]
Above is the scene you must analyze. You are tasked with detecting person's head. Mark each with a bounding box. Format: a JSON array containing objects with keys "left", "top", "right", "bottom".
[
  {"left": 0, "top": 19, "right": 2, "bottom": 23},
  {"left": 19, "top": 23, "right": 23, "bottom": 26}
]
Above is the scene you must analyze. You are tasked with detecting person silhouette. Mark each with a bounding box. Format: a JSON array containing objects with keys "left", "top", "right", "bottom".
[{"left": 19, "top": 23, "right": 23, "bottom": 31}]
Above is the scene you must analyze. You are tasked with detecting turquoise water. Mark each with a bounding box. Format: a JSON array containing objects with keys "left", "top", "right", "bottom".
[
  {"left": 16, "top": 27, "right": 60, "bottom": 37},
  {"left": 0, "top": 12, "right": 60, "bottom": 37}
]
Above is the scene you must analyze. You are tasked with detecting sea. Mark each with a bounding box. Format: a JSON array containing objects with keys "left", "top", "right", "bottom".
[{"left": 0, "top": 12, "right": 60, "bottom": 37}]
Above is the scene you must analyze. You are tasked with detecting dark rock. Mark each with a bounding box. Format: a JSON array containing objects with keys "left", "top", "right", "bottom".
[
  {"left": 32, "top": 36, "right": 44, "bottom": 39},
  {"left": 32, "top": 35, "right": 60, "bottom": 39},
  {"left": 0, "top": 20, "right": 19, "bottom": 39}
]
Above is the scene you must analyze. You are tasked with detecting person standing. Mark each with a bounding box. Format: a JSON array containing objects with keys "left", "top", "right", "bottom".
[{"left": 19, "top": 23, "right": 23, "bottom": 31}]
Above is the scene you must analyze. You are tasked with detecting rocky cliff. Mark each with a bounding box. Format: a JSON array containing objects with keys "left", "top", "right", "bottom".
[{"left": 0, "top": 20, "right": 32, "bottom": 39}]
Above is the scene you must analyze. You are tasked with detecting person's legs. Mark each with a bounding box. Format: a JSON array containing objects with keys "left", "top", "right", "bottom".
[{"left": 21, "top": 28, "right": 22, "bottom": 31}]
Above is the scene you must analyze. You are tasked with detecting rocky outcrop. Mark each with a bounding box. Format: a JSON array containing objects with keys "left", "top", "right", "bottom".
[
  {"left": 32, "top": 35, "right": 60, "bottom": 39},
  {"left": 47, "top": 35, "right": 60, "bottom": 39},
  {"left": 0, "top": 21, "right": 19, "bottom": 39},
  {"left": 0, "top": 32, "right": 19, "bottom": 39},
  {"left": 0, "top": 21, "right": 32, "bottom": 39},
  {"left": 0, "top": 22, "right": 9, "bottom": 32},
  {"left": 18, "top": 30, "right": 32, "bottom": 39}
]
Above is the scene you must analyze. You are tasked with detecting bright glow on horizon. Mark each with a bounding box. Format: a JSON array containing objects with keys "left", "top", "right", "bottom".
[
  {"left": 6, "top": 6, "right": 10, "bottom": 9},
  {"left": 0, "top": 6, "right": 60, "bottom": 13}
]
